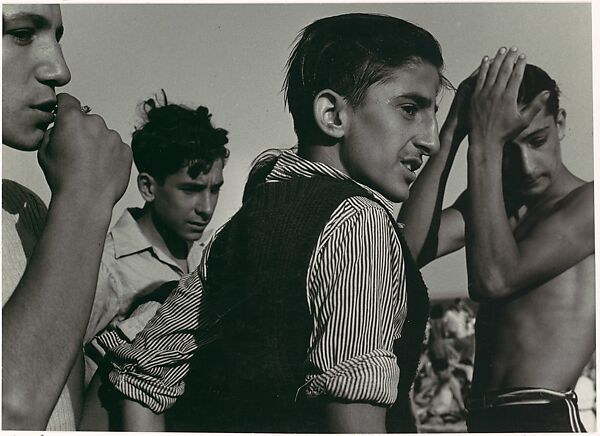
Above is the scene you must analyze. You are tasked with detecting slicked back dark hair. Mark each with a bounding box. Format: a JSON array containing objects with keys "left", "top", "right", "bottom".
[
  {"left": 518, "top": 64, "right": 560, "bottom": 119},
  {"left": 283, "top": 13, "right": 450, "bottom": 151},
  {"left": 132, "top": 90, "right": 230, "bottom": 184}
]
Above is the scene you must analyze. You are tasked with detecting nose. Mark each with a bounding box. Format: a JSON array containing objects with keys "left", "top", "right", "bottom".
[
  {"left": 194, "top": 191, "right": 215, "bottom": 220},
  {"left": 518, "top": 147, "right": 537, "bottom": 178},
  {"left": 414, "top": 111, "right": 440, "bottom": 156},
  {"left": 36, "top": 42, "right": 71, "bottom": 87}
]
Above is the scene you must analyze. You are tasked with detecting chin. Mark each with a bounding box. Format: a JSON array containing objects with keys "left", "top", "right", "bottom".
[
  {"left": 381, "top": 189, "right": 408, "bottom": 203},
  {"left": 183, "top": 231, "right": 204, "bottom": 242},
  {"left": 2, "top": 127, "right": 44, "bottom": 152},
  {"left": 385, "top": 184, "right": 410, "bottom": 203},
  {"left": 520, "top": 183, "right": 548, "bottom": 199}
]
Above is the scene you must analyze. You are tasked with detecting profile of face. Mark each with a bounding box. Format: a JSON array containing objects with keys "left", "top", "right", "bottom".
[
  {"left": 2, "top": 4, "right": 71, "bottom": 151},
  {"left": 145, "top": 159, "right": 225, "bottom": 243},
  {"left": 339, "top": 61, "right": 441, "bottom": 202},
  {"left": 502, "top": 108, "right": 566, "bottom": 200}
]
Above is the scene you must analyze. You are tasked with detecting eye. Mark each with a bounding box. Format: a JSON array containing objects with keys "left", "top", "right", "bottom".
[
  {"left": 530, "top": 137, "right": 547, "bottom": 148},
  {"left": 8, "top": 28, "right": 35, "bottom": 45},
  {"left": 399, "top": 104, "right": 418, "bottom": 119}
]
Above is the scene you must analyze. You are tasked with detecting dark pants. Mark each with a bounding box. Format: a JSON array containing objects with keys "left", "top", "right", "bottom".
[{"left": 467, "top": 388, "right": 586, "bottom": 432}]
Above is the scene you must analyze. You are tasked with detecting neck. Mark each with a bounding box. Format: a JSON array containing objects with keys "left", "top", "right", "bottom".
[
  {"left": 524, "top": 164, "right": 583, "bottom": 211},
  {"left": 301, "top": 142, "right": 349, "bottom": 176},
  {"left": 136, "top": 206, "right": 190, "bottom": 261}
]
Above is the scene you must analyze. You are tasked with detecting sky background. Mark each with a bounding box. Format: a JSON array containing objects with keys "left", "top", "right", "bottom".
[{"left": 2, "top": 2, "right": 594, "bottom": 299}]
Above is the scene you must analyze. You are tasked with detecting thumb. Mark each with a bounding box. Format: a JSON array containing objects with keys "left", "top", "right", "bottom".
[
  {"left": 521, "top": 90, "right": 550, "bottom": 124},
  {"left": 37, "top": 127, "right": 53, "bottom": 170},
  {"left": 56, "top": 92, "right": 82, "bottom": 112},
  {"left": 38, "top": 127, "right": 53, "bottom": 157}
]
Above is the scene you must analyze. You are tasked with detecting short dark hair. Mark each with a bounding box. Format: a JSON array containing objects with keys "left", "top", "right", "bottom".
[
  {"left": 132, "top": 91, "right": 230, "bottom": 183},
  {"left": 518, "top": 64, "right": 560, "bottom": 119},
  {"left": 283, "top": 13, "right": 450, "bottom": 150}
]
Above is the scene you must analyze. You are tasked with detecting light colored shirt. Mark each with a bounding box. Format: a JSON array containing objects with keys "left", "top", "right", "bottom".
[
  {"left": 106, "top": 151, "right": 408, "bottom": 413},
  {"left": 443, "top": 309, "right": 470, "bottom": 339},
  {"left": 83, "top": 208, "right": 207, "bottom": 383},
  {"left": 2, "top": 179, "right": 76, "bottom": 431}
]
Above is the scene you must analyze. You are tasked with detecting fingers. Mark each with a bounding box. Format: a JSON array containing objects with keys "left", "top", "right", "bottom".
[
  {"left": 506, "top": 53, "right": 527, "bottom": 97},
  {"left": 474, "top": 56, "right": 490, "bottom": 92},
  {"left": 482, "top": 46, "right": 508, "bottom": 89},
  {"left": 494, "top": 46, "right": 520, "bottom": 90},
  {"left": 40, "top": 127, "right": 53, "bottom": 151},
  {"left": 521, "top": 90, "right": 550, "bottom": 124},
  {"left": 56, "top": 93, "right": 82, "bottom": 111},
  {"left": 37, "top": 127, "right": 53, "bottom": 167}
]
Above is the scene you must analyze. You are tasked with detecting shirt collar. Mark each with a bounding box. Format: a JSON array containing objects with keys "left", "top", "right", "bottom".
[
  {"left": 111, "top": 208, "right": 154, "bottom": 258},
  {"left": 266, "top": 150, "right": 396, "bottom": 216},
  {"left": 111, "top": 208, "right": 204, "bottom": 264}
]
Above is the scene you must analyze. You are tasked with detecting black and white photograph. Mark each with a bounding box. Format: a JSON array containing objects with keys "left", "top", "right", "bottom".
[{"left": 2, "top": 1, "right": 595, "bottom": 432}]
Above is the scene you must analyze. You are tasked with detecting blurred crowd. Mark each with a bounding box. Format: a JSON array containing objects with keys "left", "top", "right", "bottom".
[{"left": 413, "top": 299, "right": 596, "bottom": 432}]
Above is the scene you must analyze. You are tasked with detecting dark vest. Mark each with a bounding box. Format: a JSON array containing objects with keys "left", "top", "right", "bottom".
[{"left": 166, "top": 175, "right": 429, "bottom": 432}]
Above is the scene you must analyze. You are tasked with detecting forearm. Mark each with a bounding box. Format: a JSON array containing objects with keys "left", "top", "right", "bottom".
[
  {"left": 121, "top": 399, "right": 165, "bottom": 432},
  {"left": 399, "top": 125, "right": 462, "bottom": 265},
  {"left": 104, "top": 270, "right": 213, "bottom": 414},
  {"left": 466, "top": 144, "right": 520, "bottom": 298},
  {"left": 2, "top": 192, "right": 114, "bottom": 429},
  {"left": 323, "top": 401, "right": 387, "bottom": 433}
]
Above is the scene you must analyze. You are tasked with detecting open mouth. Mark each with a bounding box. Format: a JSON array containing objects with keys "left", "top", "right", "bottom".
[
  {"left": 33, "top": 101, "right": 58, "bottom": 114},
  {"left": 31, "top": 101, "right": 58, "bottom": 127},
  {"left": 401, "top": 157, "right": 422, "bottom": 173}
]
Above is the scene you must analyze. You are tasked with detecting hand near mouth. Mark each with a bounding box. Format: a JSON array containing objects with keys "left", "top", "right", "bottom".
[{"left": 38, "top": 92, "right": 132, "bottom": 206}]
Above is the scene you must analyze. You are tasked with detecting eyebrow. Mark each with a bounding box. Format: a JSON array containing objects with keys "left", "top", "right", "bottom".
[
  {"left": 179, "top": 180, "right": 224, "bottom": 188},
  {"left": 391, "top": 93, "right": 438, "bottom": 111},
  {"left": 3, "top": 12, "right": 64, "bottom": 39},
  {"left": 524, "top": 126, "right": 550, "bottom": 139}
]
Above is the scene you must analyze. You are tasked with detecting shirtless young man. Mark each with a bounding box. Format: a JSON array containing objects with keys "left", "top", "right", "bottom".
[
  {"left": 400, "top": 47, "right": 594, "bottom": 432},
  {"left": 2, "top": 4, "right": 131, "bottom": 429}
]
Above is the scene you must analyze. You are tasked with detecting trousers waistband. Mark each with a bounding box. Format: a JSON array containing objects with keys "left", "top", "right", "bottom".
[{"left": 467, "top": 387, "right": 577, "bottom": 410}]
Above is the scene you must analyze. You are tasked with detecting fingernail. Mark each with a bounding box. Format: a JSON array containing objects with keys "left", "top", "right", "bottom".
[
  {"left": 518, "top": 54, "right": 526, "bottom": 59},
  {"left": 510, "top": 46, "right": 518, "bottom": 52},
  {"left": 483, "top": 55, "right": 489, "bottom": 62},
  {"left": 499, "top": 47, "right": 507, "bottom": 54}
]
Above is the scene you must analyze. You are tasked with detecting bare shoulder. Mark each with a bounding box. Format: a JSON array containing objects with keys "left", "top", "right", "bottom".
[
  {"left": 516, "top": 181, "right": 593, "bottom": 247},
  {"left": 564, "top": 180, "right": 593, "bottom": 202},
  {"left": 555, "top": 180, "right": 593, "bottom": 218},
  {"left": 542, "top": 181, "right": 594, "bottom": 247}
]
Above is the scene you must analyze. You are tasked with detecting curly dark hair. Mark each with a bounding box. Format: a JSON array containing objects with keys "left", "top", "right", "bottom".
[{"left": 132, "top": 90, "right": 230, "bottom": 183}]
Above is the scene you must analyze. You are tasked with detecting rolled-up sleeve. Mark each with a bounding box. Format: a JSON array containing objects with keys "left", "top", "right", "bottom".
[
  {"left": 106, "top": 269, "right": 218, "bottom": 413},
  {"left": 301, "top": 199, "right": 405, "bottom": 406}
]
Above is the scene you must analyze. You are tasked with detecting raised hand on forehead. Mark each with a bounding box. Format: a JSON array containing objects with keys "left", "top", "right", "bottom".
[{"left": 469, "top": 46, "right": 550, "bottom": 146}]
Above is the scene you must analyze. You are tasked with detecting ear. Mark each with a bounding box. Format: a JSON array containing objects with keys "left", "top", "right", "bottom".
[
  {"left": 137, "top": 172, "right": 157, "bottom": 202},
  {"left": 313, "top": 89, "right": 350, "bottom": 140},
  {"left": 556, "top": 108, "right": 566, "bottom": 141}
]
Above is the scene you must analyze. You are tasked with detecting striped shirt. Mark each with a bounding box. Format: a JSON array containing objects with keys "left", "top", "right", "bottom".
[{"left": 107, "top": 151, "right": 407, "bottom": 412}]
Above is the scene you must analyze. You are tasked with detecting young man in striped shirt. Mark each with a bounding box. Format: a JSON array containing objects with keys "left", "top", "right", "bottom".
[
  {"left": 400, "top": 51, "right": 594, "bottom": 431},
  {"left": 103, "top": 13, "right": 456, "bottom": 432}
]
